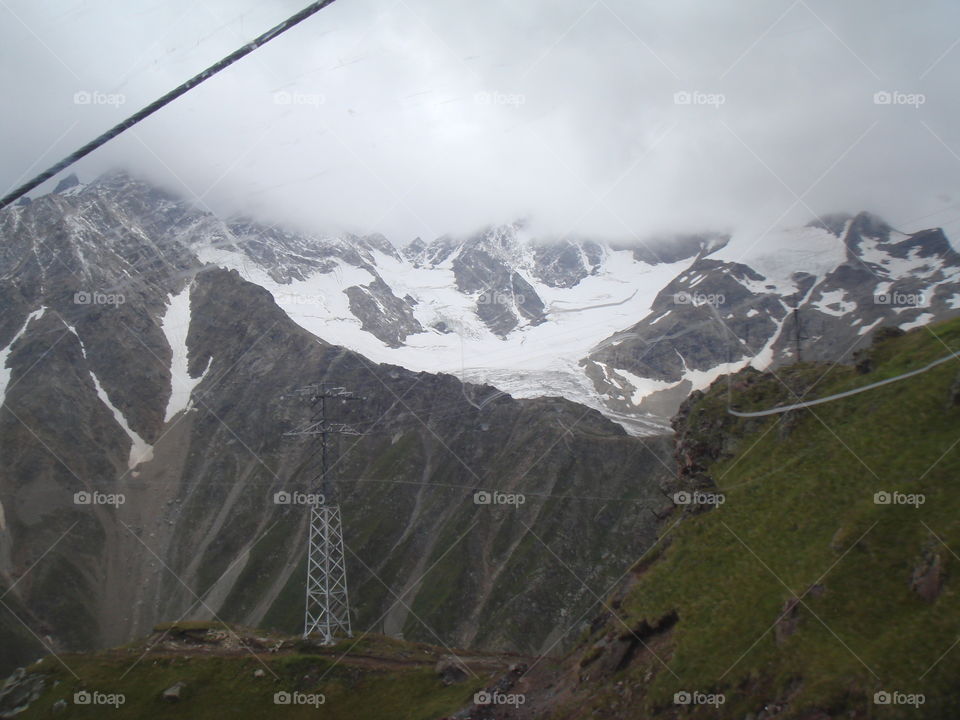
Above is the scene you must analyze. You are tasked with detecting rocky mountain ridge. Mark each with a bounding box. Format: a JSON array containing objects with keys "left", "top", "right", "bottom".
[{"left": 0, "top": 176, "right": 675, "bottom": 677}]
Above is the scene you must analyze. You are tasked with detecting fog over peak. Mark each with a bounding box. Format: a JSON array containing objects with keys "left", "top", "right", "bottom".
[{"left": 2, "top": 0, "right": 959, "bottom": 247}]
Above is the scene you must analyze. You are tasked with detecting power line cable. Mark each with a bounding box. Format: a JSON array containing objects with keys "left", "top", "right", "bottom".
[
  {"left": 0, "top": 0, "right": 339, "bottom": 211},
  {"left": 728, "top": 349, "right": 960, "bottom": 417}
]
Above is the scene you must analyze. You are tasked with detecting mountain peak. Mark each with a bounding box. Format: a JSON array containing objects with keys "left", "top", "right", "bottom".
[
  {"left": 848, "top": 210, "right": 892, "bottom": 238},
  {"left": 52, "top": 173, "right": 80, "bottom": 194},
  {"left": 807, "top": 212, "right": 854, "bottom": 237},
  {"left": 614, "top": 232, "right": 730, "bottom": 265}
]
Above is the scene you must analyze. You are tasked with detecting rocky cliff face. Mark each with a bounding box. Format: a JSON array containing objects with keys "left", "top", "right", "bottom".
[
  {"left": 0, "top": 177, "right": 676, "bottom": 677},
  {"left": 584, "top": 212, "right": 960, "bottom": 421},
  {"left": 187, "top": 199, "right": 960, "bottom": 435},
  {"left": 500, "top": 319, "right": 960, "bottom": 719},
  {"left": 3, "top": 171, "right": 959, "bottom": 679},
  {"left": 37, "top": 174, "right": 952, "bottom": 438}
]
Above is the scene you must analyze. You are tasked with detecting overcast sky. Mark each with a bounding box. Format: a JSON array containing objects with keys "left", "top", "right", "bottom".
[{"left": 2, "top": 0, "right": 959, "bottom": 245}]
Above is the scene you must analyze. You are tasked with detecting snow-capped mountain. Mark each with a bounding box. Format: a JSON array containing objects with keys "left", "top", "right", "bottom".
[
  {"left": 196, "top": 218, "right": 729, "bottom": 434},
  {"left": 585, "top": 213, "right": 960, "bottom": 421},
  {"left": 6, "top": 171, "right": 958, "bottom": 440},
  {"left": 3, "top": 168, "right": 959, "bottom": 670},
  {"left": 0, "top": 171, "right": 675, "bottom": 666},
  {"left": 173, "top": 190, "right": 958, "bottom": 434}
]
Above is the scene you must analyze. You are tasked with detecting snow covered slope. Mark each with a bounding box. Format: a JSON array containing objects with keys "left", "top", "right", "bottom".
[
  {"left": 10, "top": 172, "right": 958, "bottom": 435},
  {"left": 189, "top": 211, "right": 960, "bottom": 433},
  {"left": 160, "top": 285, "right": 211, "bottom": 422},
  {"left": 196, "top": 225, "right": 719, "bottom": 433},
  {"left": 585, "top": 213, "right": 960, "bottom": 424}
]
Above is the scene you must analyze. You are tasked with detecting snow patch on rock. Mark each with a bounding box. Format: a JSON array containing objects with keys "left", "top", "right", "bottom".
[
  {"left": 0, "top": 307, "right": 47, "bottom": 404},
  {"left": 67, "top": 323, "right": 154, "bottom": 469},
  {"left": 161, "top": 285, "right": 211, "bottom": 423}
]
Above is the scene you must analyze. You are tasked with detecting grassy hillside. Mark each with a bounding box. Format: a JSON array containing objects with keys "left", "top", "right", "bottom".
[
  {"left": 548, "top": 319, "right": 960, "bottom": 719},
  {"left": 9, "top": 320, "right": 960, "bottom": 719},
  {"left": 0, "top": 624, "right": 508, "bottom": 720}
]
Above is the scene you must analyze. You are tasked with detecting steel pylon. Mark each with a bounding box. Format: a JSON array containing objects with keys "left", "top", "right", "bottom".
[
  {"left": 304, "top": 504, "right": 352, "bottom": 643},
  {"left": 284, "top": 382, "right": 362, "bottom": 645}
]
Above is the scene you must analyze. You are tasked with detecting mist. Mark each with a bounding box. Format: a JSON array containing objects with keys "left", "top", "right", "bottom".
[{"left": 2, "top": 0, "right": 959, "bottom": 247}]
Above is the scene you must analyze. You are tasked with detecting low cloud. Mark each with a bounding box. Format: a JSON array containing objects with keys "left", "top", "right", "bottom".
[{"left": 2, "top": 0, "right": 959, "bottom": 246}]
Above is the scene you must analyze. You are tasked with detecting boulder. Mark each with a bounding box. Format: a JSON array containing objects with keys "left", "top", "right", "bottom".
[
  {"left": 162, "top": 681, "right": 186, "bottom": 702},
  {"left": 435, "top": 656, "right": 468, "bottom": 685}
]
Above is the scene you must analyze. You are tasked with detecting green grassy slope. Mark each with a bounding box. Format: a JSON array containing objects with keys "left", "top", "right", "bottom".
[
  {"left": 4, "top": 627, "right": 491, "bottom": 720},
  {"left": 556, "top": 320, "right": 960, "bottom": 719}
]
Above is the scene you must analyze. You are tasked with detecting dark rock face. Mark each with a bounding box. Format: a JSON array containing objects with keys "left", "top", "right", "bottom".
[
  {"left": 531, "top": 239, "right": 603, "bottom": 288},
  {"left": 0, "top": 667, "right": 46, "bottom": 717},
  {"left": 406, "top": 224, "right": 554, "bottom": 336},
  {"left": 0, "top": 174, "right": 192, "bottom": 444},
  {"left": 52, "top": 173, "right": 80, "bottom": 194},
  {"left": 841, "top": 210, "right": 893, "bottom": 254},
  {"left": 224, "top": 221, "right": 402, "bottom": 285},
  {"left": 436, "top": 656, "right": 468, "bottom": 685},
  {"left": 808, "top": 212, "right": 854, "bottom": 237},
  {"left": 612, "top": 232, "right": 729, "bottom": 265},
  {"left": 0, "top": 177, "right": 677, "bottom": 675},
  {"left": 592, "top": 258, "right": 784, "bottom": 385},
  {"left": 345, "top": 275, "right": 422, "bottom": 347},
  {"left": 404, "top": 233, "right": 460, "bottom": 266},
  {"left": 669, "top": 378, "right": 753, "bottom": 498},
  {"left": 449, "top": 231, "right": 546, "bottom": 336}
]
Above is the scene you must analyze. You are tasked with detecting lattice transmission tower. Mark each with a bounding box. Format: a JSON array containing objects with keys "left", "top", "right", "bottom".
[{"left": 283, "top": 382, "right": 363, "bottom": 644}]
